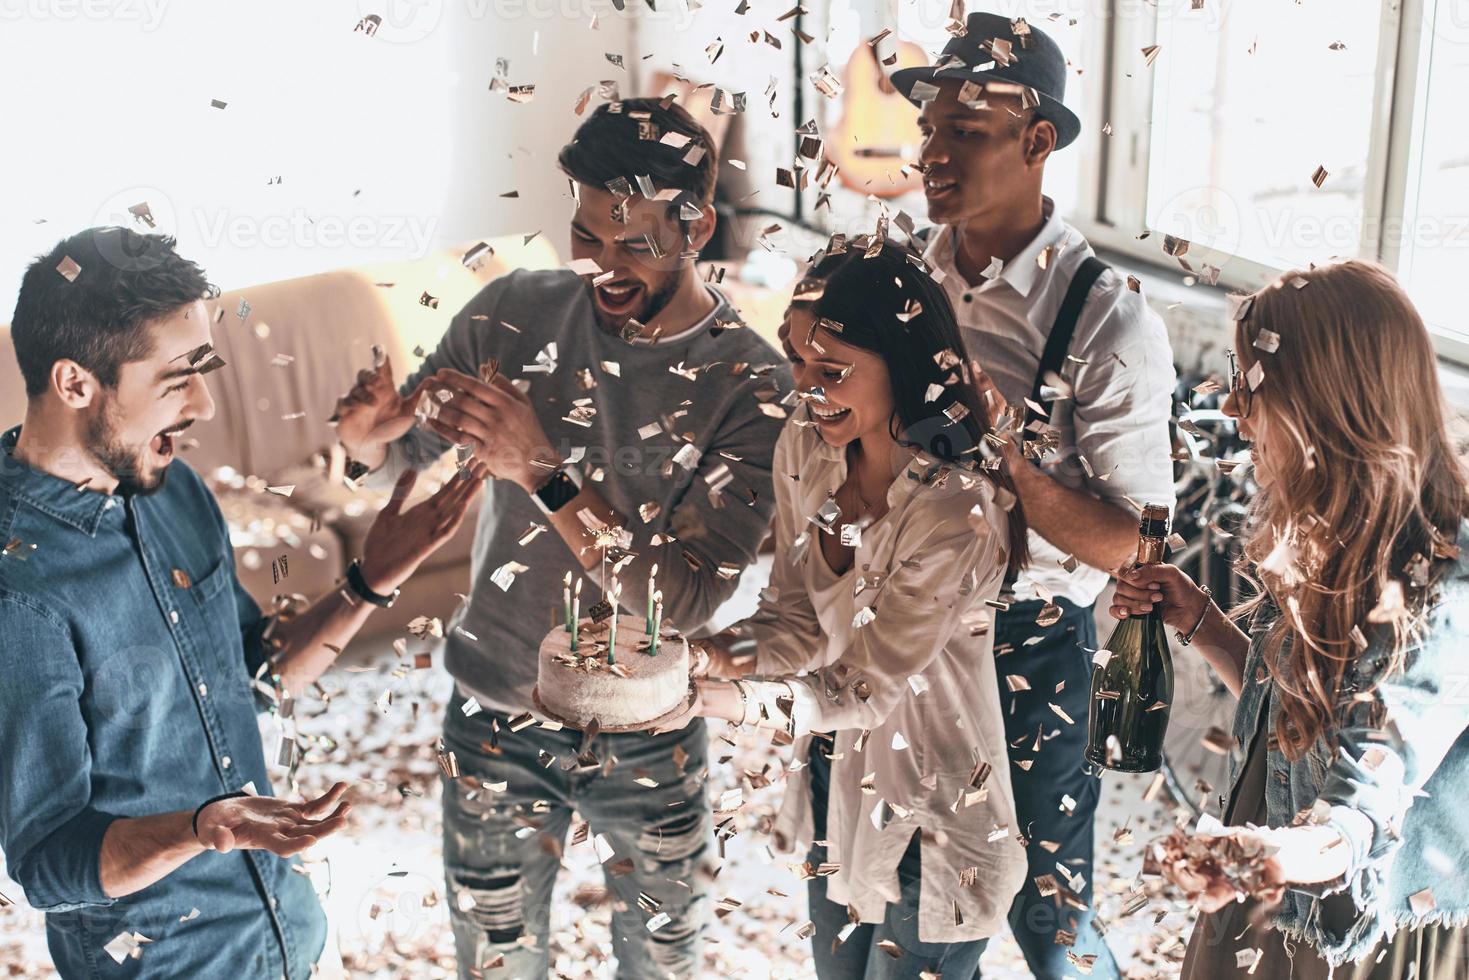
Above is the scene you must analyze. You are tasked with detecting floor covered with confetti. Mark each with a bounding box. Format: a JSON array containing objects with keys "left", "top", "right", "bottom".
[{"left": 1, "top": 597, "right": 1223, "bottom": 978}]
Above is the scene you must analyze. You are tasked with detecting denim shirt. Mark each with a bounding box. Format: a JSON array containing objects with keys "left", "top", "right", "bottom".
[
  {"left": 0, "top": 427, "right": 325, "bottom": 978},
  {"left": 1226, "top": 521, "right": 1469, "bottom": 968}
]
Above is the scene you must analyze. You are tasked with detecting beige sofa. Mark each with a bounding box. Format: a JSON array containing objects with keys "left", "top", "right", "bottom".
[
  {"left": 0, "top": 236, "right": 563, "bottom": 644},
  {"left": 0, "top": 237, "right": 789, "bottom": 648}
]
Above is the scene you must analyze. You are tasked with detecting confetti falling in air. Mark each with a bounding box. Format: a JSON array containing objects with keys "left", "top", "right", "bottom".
[
  {"left": 1, "top": 0, "right": 1398, "bottom": 974},
  {"left": 0, "top": 636, "right": 1197, "bottom": 976}
]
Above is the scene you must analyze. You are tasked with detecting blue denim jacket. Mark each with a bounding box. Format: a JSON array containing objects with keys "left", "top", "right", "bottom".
[
  {"left": 0, "top": 427, "right": 325, "bottom": 978},
  {"left": 1227, "top": 520, "right": 1469, "bottom": 968}
]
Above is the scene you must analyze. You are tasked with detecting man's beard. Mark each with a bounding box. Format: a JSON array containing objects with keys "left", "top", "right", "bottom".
[
  {"left": 85, "top": 396, "right": 170, "bottom": 497},
  {"left": 591, "top": 271, "right": 684, "bottom": 338}
]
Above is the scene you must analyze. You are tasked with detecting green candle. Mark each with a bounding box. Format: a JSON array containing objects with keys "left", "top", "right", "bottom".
[
  {"left": 608, "top": 580, "right": 621, "bottom": 666},
  {"left": 563, "top": 571, "right": 572, "bottom": 633},
  {"left": 646, "top": 563, "right": 658, "bottom": 634},
  {"left": 649, "top": 591, "right": 663, "bottom": 655},
  {"left": 571, "top": 578, "right": 582, "bottom": 652}
]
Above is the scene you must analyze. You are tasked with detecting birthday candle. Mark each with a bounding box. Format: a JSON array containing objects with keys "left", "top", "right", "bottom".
[
  {"left": 571, "top": 578, "right": 582, "bottom": 652},
  {"left": 650, "top": 591, "right": 663, "bottom": 655},
  {"left": 608, "top": 582, "right": 621, "bottom": 666},
  {"left": 563, "top": 571, "right": 573, "bottom": 633},
  {"left": 647, "top": 563, "right": 658, "bottom": 634}
]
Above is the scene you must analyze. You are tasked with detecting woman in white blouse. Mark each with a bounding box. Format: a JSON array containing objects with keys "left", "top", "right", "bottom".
[{"left": 662, "top": 241, "right": 1030, "bottom": 976}]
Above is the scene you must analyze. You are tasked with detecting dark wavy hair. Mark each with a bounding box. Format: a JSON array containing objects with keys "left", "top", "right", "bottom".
[
  {"left": 793, "top": 238, "right": 1029, "bottom": 579},
  {"left": 557, "top": 97, "right": 718, "bottom": 208},
  {"left": 11, "top": 227, "right": 215, "bottom": 398}
]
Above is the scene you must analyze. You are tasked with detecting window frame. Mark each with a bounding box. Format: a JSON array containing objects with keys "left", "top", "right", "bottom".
[
  {"left": 1069, "top": 0, "right": 1469, "bottom": 364},
  {"left": 691, "top": 0, "right": 1466, "bottom": 363}
]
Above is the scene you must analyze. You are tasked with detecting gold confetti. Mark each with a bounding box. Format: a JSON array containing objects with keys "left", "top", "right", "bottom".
[
  {"left": 1202, "top": 727, "right": 1233, "bottom": 755},
  {"left": 1409, "top": 888, "right": 1437, "bottom": 915}
]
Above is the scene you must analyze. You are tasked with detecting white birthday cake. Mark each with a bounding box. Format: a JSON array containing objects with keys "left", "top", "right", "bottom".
[{"left": 536, "top": 614, "right": 691, "bottom": 730}]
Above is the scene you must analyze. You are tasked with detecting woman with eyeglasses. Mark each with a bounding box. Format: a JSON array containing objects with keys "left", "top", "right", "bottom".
[
  {"left": 1109, "top": 260, "right": 1469, "bottom": 977},
  {"left": 657, "top": 240, "right": 1030, "bottom": 976}
]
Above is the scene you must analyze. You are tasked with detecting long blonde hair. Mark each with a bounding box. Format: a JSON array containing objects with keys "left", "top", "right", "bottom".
[{"left": 1232, "top": 260, "right": 1468, "bottom": 760}]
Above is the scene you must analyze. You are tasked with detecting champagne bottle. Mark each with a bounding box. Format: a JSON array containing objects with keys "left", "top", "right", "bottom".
[{"left": 1085, "top": 503, "right": 1174, "bottom": 773}]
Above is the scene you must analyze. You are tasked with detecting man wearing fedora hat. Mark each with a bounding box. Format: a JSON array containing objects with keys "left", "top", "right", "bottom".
[{"left": 894, "top": 12, "right": 1176, "bottom": 978}]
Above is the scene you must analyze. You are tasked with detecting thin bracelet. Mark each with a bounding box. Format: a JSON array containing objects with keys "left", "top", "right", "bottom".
[
  {"left": 192, "top": 790, "right": 249, "bottom": 838},
  {"left": 730, "top": 679, "right": 752, "bottom": 726},
  {"left": 1176, "top": 586, "right": 1214, "bottom": 646}
]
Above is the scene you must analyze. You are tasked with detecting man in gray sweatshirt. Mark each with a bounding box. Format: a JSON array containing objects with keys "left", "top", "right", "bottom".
[{"left": 333, "top": 99, "right": 790, "bottom": 978}]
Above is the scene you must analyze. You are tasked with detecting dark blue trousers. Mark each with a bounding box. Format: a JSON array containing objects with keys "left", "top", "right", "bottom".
[
  {"left": 978, "top": 598, "right": 1121, "bottom": 980},
  {"left": 807, "top": 740, "right": 989, "bottom": 978}
]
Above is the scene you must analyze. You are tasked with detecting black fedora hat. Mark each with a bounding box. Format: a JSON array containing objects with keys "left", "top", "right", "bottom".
[{"left": 891, "top": 12, "right": 1082, "bottom": 150}]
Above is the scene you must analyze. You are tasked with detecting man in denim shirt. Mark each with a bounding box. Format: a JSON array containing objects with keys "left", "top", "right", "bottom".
[{"left": 0, "top": 228, "right": 484, "bottom": 978}]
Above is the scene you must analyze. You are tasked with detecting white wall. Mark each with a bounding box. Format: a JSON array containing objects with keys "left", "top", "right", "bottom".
[{"left": 0, "top": 0, "right": 638, "bottom": 316}]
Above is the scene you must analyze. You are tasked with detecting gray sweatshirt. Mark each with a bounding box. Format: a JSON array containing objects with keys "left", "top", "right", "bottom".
[{"left": 386, "top": 268, "right": 792, "bottom": 715}]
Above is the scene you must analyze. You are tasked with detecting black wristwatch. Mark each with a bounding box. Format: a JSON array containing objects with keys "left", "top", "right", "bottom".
[
  {"left": 532, "top": 465, "right": 583, "bottom": 516},
  {"left": 345, "top": 558, "right": 400, "bottom": 608}
]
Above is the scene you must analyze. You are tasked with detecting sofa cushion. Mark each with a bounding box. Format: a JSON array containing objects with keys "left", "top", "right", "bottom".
[
  {"left": 197, "top": 236, "right": 560, "bottom": 480},
  {"left": 0, "top": 235, "right": 561, "bottom": 479}
]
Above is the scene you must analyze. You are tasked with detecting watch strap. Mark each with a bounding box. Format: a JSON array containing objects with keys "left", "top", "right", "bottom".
[
  {"left": 532, "top": 465, "right": 583, "bottom": 516},
  {"left": 345, "top": 558, "right": 399, "bottom": 608}
]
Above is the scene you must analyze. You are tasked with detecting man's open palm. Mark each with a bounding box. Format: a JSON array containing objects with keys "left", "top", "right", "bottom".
[{"left": 196, "top": 782, "right": 352, "bottom": 858}]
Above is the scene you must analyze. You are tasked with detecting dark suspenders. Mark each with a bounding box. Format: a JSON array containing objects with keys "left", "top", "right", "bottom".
[
  {"left": 912, "top": 228, "right": 1110, "bottom": 594},
  {"left": 912, "top": 226, "right": 1108, "bottom": 429},
  {"left": 1008, "top": 253, "right": 1109, "bottom": 594},
  {"left": 1025, "top": 254, "right": 1108, "bottom": 430}
]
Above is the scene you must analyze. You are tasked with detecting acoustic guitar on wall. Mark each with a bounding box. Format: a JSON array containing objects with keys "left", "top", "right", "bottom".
[{"left": 827, "top": 36, "right": 929, "bottom": 199}]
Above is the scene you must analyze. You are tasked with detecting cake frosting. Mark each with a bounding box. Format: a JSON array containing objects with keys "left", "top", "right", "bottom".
[{"left": 536, "top": 614, "right": 691, "bottom": 729}]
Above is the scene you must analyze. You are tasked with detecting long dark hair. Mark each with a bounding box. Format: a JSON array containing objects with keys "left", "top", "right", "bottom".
[{"left": 792, "top": 238, "right": 1030, "bottom": 579}]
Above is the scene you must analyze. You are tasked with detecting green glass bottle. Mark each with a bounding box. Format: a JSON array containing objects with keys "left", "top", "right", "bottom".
[{"left": 1085, "top": 503, "right": 1174, "bottom": 773}]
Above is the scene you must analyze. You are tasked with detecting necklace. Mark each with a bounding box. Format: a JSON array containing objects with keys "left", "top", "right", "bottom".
[{"left": 839, "top": 477, "right": 877, "bottom": 518}]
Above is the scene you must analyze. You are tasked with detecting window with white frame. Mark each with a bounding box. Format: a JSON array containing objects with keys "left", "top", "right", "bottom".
[
  {"left": 1143, "top": 0, "right": 1386, "bottom": 275},
  {"left": 1094, "top": 0, "right": 1469, "bottom": 360},
  {"left": 716, "top": 0, "right": 1469, "bottom": 363},
  {"left": 1393, "top": 0, "right": 1469, "bottom": 349}
]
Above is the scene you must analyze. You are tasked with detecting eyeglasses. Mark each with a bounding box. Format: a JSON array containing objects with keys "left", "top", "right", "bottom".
[{"left": 1224, "top": 349, "right": 1254, "bottom": 419}]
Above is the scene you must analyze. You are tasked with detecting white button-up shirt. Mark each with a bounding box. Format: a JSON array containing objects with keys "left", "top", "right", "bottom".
[
  {"left": 923, "top": 199, "right": 1177, "bottom": 606},
  {"left": 741, "top": 415, "right": 1027, "bottom": 943}
]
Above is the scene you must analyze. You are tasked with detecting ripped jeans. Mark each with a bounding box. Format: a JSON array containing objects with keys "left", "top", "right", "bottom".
[{"left": 440, "top": 688, "right": 713, "bottom": 979}]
